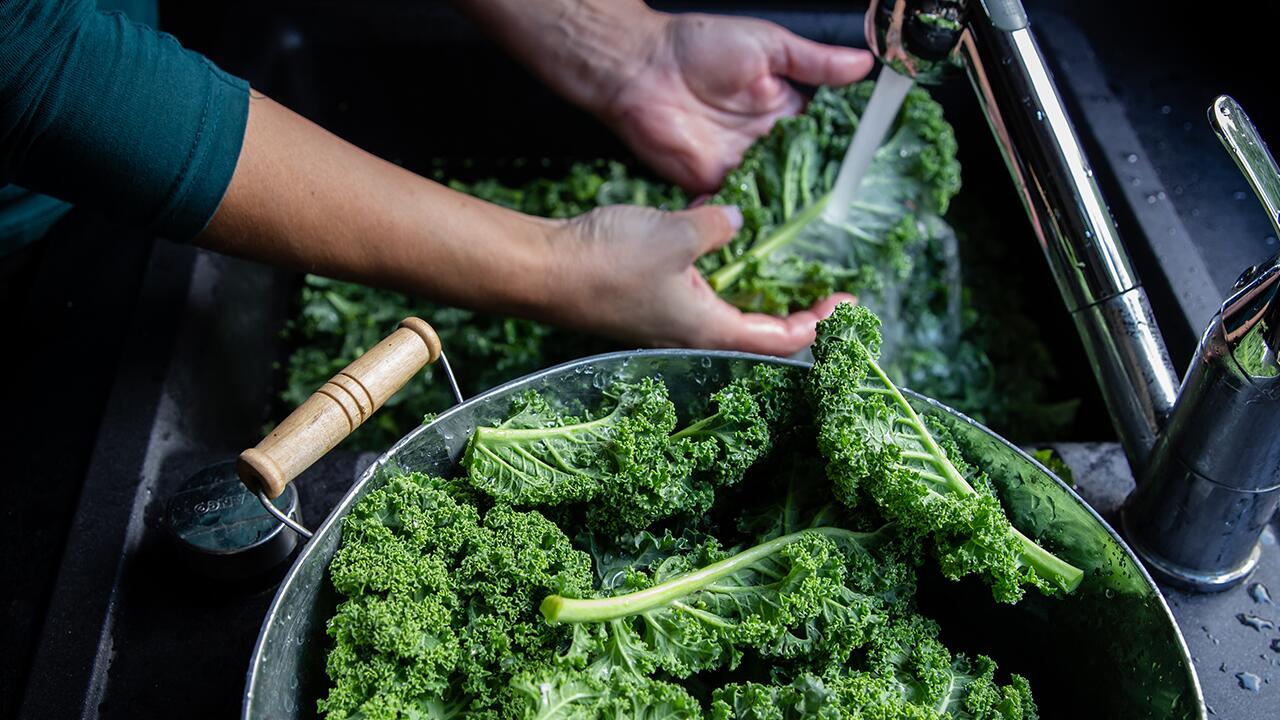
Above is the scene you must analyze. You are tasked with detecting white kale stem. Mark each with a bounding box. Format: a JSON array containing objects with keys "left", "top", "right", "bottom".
[{"left": 541, "top": 526, "right": 871, "bottom": 623}]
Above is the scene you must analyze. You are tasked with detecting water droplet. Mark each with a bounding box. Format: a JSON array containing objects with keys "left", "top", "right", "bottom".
[
  {"left": 1250, "top": 582, "right": 1273, "bottom": 604},
  {"left": 1161, "top": 104, "right": 1173, "bottom": 115},
  {"left": 1234, "top": 190, "right": 1250, "bottom": 201},
  {"left": 699, "top": 357, "right": 711, "bottom": 368},
  {"left": 1126, "top": 153, "right": 1139, "bottom": 163},
  {"left": 1267, "top": 236, "right": 1277, "bottom": 247},
  {"left": 1146, "top": 194, "right": 1159, "bottom": 205},
  {"left": 1183, "top": 121, "right": 1193, "bottom": 131},
  {"left": 1236, "top": 612, "right": 1275, "bottom": 632},
  {"left": 1237, "top": 672, "right": 1261, "bottom": 692},
  {"left": 1131, "top": 176, "right": 1142, "bottom": 186},
  {"left": 1035, "top": 110, "right": 1045, "bottom": 122}
]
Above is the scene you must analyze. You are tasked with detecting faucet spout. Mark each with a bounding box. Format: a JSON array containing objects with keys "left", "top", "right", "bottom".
[
  {"left": 866, "top": 0, "right": 1181, "bottom": 468},
  {"left": 867, "top": 3, "right": 1280, "bottom": 593}
]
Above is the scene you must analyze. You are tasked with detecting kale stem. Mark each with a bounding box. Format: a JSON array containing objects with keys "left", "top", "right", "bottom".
[
  {"left": 670, "top": 413, "right": 717, "bottom": 441},
  {"left": 541, "top": 526, "right": 868, "bottom": 623},
  {"left": 471, "top": 413, "right": 612, "bottom": 442},
  {"left": 1011, "top": 526, "right": 1084, "bottom": 592},
  {"left": 707, "top": 193, "right": 832, "bottom": 293},
  {"left": 864, "top": 351, "right": 1084, "bottom": 591},
  {"left": 864, "top": 357, "right": 972, "bottom": 495}
]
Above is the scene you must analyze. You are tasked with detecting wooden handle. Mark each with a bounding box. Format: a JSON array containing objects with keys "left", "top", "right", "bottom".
[{"left": 239, "top": 317, "right": 442, "bottom": 498}]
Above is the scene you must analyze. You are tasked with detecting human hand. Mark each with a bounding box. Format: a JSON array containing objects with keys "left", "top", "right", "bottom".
[
  {"left": 601, "top": 13, "right": 873, "bottom": 192},
  {"left": 543, "top": 204, "right": 853, "bottom": 355}
]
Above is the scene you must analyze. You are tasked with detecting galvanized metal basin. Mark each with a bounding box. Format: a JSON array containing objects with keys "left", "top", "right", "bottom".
[{"left": 242, "top": 350, "right": 1205, "bottom": 719}]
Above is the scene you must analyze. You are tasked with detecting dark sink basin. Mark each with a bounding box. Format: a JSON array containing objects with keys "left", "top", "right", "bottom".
[{"left": 12, "top": 2, "right": 1275, "bottom": 719}]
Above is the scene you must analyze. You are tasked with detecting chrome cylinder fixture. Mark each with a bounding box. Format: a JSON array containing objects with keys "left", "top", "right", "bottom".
[
  {"left": 1123, "top": 98, "right": 1280, "bottom": 590},
  {"left": 866, "top": 1, "right": 1279, "bottom": 589}
]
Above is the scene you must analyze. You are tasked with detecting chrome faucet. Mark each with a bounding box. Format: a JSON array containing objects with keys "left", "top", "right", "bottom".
[
  {"left": 864, "top": 0, "right": 1280, "bottom": 590},
  {"left": 1124, "top": 99, "right": 1280, "bottom": 591}
]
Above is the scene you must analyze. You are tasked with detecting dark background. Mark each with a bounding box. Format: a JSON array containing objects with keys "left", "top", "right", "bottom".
[{"left": 3, "top": 1, "right": 1278, "bottom": 717}]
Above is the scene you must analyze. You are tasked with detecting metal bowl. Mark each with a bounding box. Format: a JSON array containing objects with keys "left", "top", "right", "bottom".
[{"left": 242, "top": 350, "right": 1205, "bottom": 719}]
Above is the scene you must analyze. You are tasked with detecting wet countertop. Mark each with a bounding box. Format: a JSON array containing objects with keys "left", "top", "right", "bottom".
[{"left": 1053, "top": 442, "right": 1280, "bottom": 717}]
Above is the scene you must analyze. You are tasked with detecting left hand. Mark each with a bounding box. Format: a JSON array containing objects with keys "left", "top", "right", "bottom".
[
  {"left": 541, "top": 203, "right": 853, "bottom": 355},
  {"left": 602, "top": 13, "right": 874, "bottom": 193}
]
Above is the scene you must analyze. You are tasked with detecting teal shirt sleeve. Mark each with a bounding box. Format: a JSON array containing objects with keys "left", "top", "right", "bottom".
[{"left": 0, "top": 0, "right": 249, "bottom": 241}]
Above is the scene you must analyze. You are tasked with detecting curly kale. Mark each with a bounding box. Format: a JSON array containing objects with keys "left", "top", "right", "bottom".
[
  {"left": 808, "top": 303, "right": 1082, "bottom": 603},
  {"left": 462, "top": 379, "right": 679, "bottom": 508},
  {"left": 700, "top": 83, "right": 961, "bottom": 315},
  {"left": 510, "top": 671, "right": 701, "bottom": 720},
  {"left": 283, "top": 277, "right": 567, "bottom": 451},
  {"left": 322, "top": 367, "right": 1052, "bottom": 720},
  {"left": 709, "top": 614, "right": 1039, "bottom": 720},
  {"left": 462, "top": 366, "right": 800, "bottom": 529},
  {"left": 542, "top": 527, "right": 895, "bottom": 678},
  {"left": 320, "top": 473, "right": 592, "bottom": 719}
]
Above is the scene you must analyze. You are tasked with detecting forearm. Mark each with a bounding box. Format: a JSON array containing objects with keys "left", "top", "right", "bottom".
[
  {"left": 453, "top": 0, "right": 663, "bottom": 116},
  {"left": 199, "top": 94, "right": 561, "bottom": 318}
]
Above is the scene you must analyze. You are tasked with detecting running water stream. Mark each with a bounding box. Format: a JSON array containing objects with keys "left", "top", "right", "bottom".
[
  {"left": 795, "top": 66, "right": 967, "bottom": 371},
  {"left": 819, "top": 67, "right": 956, "bottom": 364},
  {"left": 822, "top": 67, "right": 916, "bottom": 226}
]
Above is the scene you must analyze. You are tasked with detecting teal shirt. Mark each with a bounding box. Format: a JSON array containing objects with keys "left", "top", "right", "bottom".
[{"left": 0, "top": 0, "right": 249, "bottom": 249}]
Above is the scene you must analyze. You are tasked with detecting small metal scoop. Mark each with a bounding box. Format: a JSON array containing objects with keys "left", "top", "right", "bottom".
[{"left": 165, "top": 460, "right": 302, "bottom": 580}]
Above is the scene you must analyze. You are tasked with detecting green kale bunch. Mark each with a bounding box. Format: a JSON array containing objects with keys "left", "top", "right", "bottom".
[
  {"left": 700, "top": 83, "right": 961, "bottom": 316},
  {"left": 322, "top": 346, "right": 1070, "bottom": 719},
  {"left": 462, "top": 365, "right": 796, "bottom": 529},
  {"left": 281, "top": 83, "right": 1078, "bottom": 453},
  {"left": 808, "top": 303, "right": 1082, "bottom": 603},
  {"left": 319, "top": 473, "right": 593, "bottom": 718}
]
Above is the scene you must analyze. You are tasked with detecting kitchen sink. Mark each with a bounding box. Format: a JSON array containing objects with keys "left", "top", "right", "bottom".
[{"left": 9, "top": 2, "right": 1278, "bottom": 719}]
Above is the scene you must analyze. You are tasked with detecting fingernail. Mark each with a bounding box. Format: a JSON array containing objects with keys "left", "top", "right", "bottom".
[
  {"left": 836, "top": 49, "right": 874, "bottom": 75},
  {"left": 720, "top": 205, "right": 744, "bottom": 231}
]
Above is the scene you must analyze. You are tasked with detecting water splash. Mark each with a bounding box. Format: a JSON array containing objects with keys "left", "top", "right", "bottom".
[
  {"left": 1235, "top": 672, "right": 1261, "bottom": 692},
  {"left": 1248, "top": 582, "right": 1272, "bottom": 604},
  {"left": 1237, "top": 613, "right": 1276, "bottom": 632}
]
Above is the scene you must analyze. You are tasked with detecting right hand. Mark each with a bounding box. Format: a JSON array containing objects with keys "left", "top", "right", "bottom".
[{"left": 543, "top": 204, "right": 853, "bottom": 356}]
